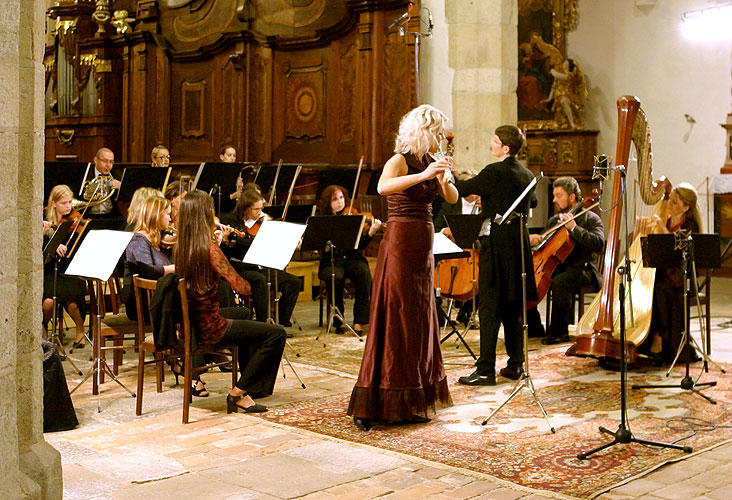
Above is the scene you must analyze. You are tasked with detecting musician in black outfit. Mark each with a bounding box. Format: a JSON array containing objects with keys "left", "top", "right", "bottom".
[
  {"left": 527, "top": 177, "right": 604, "bottom": 345},
  {"left": 219, "top": 189, "right": 301, "bottom": 326},
  {"left": 454, "top": 125, "right": 537, "bottom": 386}
]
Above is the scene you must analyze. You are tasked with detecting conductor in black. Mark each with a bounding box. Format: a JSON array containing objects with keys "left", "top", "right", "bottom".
[{"left": 454, "top": 125, "right": 537, "bottom": 386}]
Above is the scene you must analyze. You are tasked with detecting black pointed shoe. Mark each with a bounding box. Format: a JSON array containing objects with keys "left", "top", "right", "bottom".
[
  {"left": 499, "top": 365, "right": 523, "bottom": 380},
  {"left": 457, "top": 370, "right": 496, "bottom": 386}
]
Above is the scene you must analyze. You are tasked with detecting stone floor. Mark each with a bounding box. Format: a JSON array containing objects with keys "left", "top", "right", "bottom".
[{"left": 46, "top": 278, "right": 732, "bottom": 500}]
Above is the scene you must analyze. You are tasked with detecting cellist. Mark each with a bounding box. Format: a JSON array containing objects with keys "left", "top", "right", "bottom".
[{"left": 527, "top": 177, "right": 604, "bottom": 345}]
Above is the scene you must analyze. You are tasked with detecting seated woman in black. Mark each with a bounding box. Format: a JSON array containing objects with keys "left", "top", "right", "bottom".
[
  {"left": 643, "top": 182, "right": 703, "bottom": 363},
  {"left": 174, "top": 190, "right": 286, "bottom": 411},
  {"left": 219, "top": 188, "right": 301, "bottom": 326},
  {"left": 42, "top": 184, "right": 87, "bottom": 347},
  {"left": 317, "top": 185, "right": 382, "bottom": 335}
]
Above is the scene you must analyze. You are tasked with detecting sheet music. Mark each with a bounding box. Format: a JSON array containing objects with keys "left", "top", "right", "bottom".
[
  {"left": 65, "top": 230, "right": 133, "bottom": 281},
  {"left": 243, "top": 220, "right": 306, "bottom": 270},
  {"left": 433, "top": 232, "right": 463, "bottom": 255}
]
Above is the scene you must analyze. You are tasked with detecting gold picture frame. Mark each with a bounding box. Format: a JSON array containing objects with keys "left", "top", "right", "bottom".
[{"left": 517, "top": 0, "right": 578, "bottom": 131}]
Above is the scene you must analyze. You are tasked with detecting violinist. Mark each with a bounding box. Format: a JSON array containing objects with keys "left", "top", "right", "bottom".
[
  {"left": 125, "top": 187, "right": 163, "bottom": 231},
  {"left": 640, "top": 182, "right": 703, "bottom": 363},
  {"left": 219, "top": 188, "right": 301, "bottom": 327},
  {"left": 219, "top": 143, "right": 245, "bottom": 203},
  {"left": 42, "top": 185, "right": 87, "bottom": 347},
  {"left": 317, "top": 185, "right": 382, "bottom": 335},
  {"left": 527, "top": 177, "right": 604, "bottom": 345}
]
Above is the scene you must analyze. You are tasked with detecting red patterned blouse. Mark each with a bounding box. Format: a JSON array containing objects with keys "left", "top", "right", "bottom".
[{"left": 187, "top": 244, "right": 251, "bottom": 343}]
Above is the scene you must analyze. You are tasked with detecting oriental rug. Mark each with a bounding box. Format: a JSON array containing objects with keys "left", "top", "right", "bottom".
[{"left": 257, "top": 346, "right": 732, "bottom": 499}]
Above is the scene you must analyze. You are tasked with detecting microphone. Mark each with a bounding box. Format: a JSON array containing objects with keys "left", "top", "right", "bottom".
[
  {"left": 592, "top": 154, "right": 609, "bottom": 181},
  {"left": 387, "top": 11, "right": 410, "bottom": 30}
]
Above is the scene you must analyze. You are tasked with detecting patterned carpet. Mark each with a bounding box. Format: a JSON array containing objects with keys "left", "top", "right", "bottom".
[{"left": 257, "top": 346, "right": 732, "bottom": 499}]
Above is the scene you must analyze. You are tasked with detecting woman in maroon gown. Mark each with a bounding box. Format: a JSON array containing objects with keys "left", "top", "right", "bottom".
[{"left": 347, "top": 104, "right": 458, "bottom": 431}]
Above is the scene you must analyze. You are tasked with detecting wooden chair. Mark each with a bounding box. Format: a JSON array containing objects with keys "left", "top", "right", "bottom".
[{"left": 133, "top": 275, "right": 239, "bottom": 423}]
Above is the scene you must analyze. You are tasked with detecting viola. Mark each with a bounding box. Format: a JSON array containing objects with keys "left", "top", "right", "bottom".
[
  {"left": 59, "top": 210, "right": 89, "bottom": 235},
  {"left": 528, "top": 192, "right": 599, "bottom": 309}
]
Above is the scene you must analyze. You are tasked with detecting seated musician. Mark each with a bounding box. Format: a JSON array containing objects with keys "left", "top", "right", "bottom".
[
  {"left": 86, "top": 147, "right": 124, "bottom": 228},
  {"left": 219, "top": 143, "right": 245, "bottom": 202},
  {"left": 528, "top": 177, "right": 604, "bottom": 345},
  {"left": 316, "top": 185, "right": 382, "bottom": 335},
  {"left": 434, "top": 170, "right": 481, "bottom": 327},
  {"left": 641, "top": 182, "right": 703, "bottom": 363},
  {"left": 151, "top": 145, "right": 170, "bottom": 168},
  {"left": 125, "top": 187, "right": 163, "bottom": 231},
  {"left": 219, "top": 188, "right": 301, "bottom": 327},
  {"left": 42, "top": 185, "right": 87, "bottom": 347},
  {"left": 175, "top": 190, "right": 286, "bottom": 411}
]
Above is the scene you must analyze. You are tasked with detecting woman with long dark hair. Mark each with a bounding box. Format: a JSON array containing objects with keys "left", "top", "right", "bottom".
[{"left": 174, "top": 190, "right": 286, "bottom": 412}]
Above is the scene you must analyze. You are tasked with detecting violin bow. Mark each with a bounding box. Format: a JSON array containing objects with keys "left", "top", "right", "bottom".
[
  {"left": 348, "top": 156, "right": 365, "bottom": 213},
  {"left": 539, "top": 201, "right": 600, "bottom": 240},
  {"left": 281, "top": 165, "right": 301, "bottom": 222},
  {"left": 268, "top": 159, "right": 283, "bottom": 206}
]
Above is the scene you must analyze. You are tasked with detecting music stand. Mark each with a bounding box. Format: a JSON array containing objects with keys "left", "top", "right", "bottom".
[
  {"left": 116, "top": 166, "right": 172, "bottom": 203},
  {"left": 632, "top": 232, "right": 721, "bottom": 404},
  {"left": 438, "top": 214, "right": 481, "bottom": 360},
  {"left": 481, "top": 175, "right": 556, "bottom": 434},
  {"left": 263, "top": 204, "right": 314, "bottom": 223},
  {"left": 365, "top": 169, "right": 382, "bottom": 196},
  {"left": 301, "top": 215, "right": 365, "bottom": 345},
  {"left": 42, "top": 221, "right": 85, "bottom": 375},
  {"left": 66, "top": 230, "right": 135, "bottom": 412},
  {"left": 44, "top": 162, "right": 90, "bottom": 203},
  {"left": 194, "top": 162, "right": 256, "bottom": 215},
  {"left": 242, "top": 219, "right": 307, "bottom": 388},
  {"left": 255, "top": 164, "right": 299, "bottom": 204}
]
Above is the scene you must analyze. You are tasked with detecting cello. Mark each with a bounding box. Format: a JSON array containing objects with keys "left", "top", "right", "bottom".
[
  {"left": 570, "top": 96, "right": 670, "bottom": 362},
  {"left": 528, "top": 194, "right": 600, "bottom": 309}
]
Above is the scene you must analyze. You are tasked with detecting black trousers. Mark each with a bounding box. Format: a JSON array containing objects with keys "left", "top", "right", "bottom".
[
  {"left": 228, "top": 261, "right": 300, "bottom": 325},
  {"left": 528, "top": 265, "right": 597, "bottom": 338},
  {"left": 219, "top": 307, "right": 286, "bottom": 395},
  {"left": 319, "top": 258, "right": 372, "bottom": 325}
]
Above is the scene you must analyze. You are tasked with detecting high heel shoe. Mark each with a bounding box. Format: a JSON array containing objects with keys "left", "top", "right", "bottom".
[
  {"left": 191, "top": 379, "right": 209, "bottom": 398},
  {"left": 226, "top": 394, "right": 268, "bottom": 414},
  {"left": 167, "top": 360, "right": 183, "bottom": 385}
]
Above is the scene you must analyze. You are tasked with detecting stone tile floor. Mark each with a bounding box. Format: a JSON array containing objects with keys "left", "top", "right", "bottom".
[{"left": 47, "top": 278, "right": 732, "bottom": 500}]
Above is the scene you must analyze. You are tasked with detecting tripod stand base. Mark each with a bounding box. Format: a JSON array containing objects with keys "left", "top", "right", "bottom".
[
  {"left": 632, "top": 377, "right": 717, "bottom": 404},
  {"left": 577, "top": 424, "right": 692, "bottom": 460}
]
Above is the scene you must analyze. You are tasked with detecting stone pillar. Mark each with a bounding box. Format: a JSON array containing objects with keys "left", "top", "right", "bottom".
[
  {"left": 446, "top": 0, "right": 517, "bottom": 171},
  {"left": 0, "top": 0, "right": 63, "bottom": 499}
]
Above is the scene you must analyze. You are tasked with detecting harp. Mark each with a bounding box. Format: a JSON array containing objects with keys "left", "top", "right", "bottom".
[{"left": 570, "top": 96, "right": 670, "bottom": 362}]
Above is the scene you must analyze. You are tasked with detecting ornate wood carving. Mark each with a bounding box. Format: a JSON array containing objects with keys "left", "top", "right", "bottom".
[
  {"left": 181, "top": 80, "right": 206, "bottom": 137},
  {"left": 338, "top": 43, "right": 357, "bottom": 144},
  {"left": 284, "top": 62, "right": 325, "bottom": 140},
  {"left": 252, "top": 51, "right": 268, "bottom": 145},
  {"left": 382, "top": 31, "right": 411, "bottom": 147}
]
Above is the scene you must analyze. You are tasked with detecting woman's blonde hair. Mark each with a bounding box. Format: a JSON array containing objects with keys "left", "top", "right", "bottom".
[
  {"left": 133, "top": 195, "right": 170, "bottom": 248},
  {"left": 393, "top": 104, "right": 448, "bottom": 160},
  {"left": 45, "top": 184, "right": 74, "bottom": 226},
  {"left": 674, "top": 182, "right": 703, "bottom": 231},
  {"left": 127, "top": 187, "right": 163, "bottom": 226}
]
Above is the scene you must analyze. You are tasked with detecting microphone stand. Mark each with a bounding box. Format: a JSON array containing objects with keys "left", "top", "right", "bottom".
[
  {"left": 391, "top": 6, "right": 433, "bottom": 103},
  {"left": 578, "top": 164, "right": 690, "bottom": 459}
]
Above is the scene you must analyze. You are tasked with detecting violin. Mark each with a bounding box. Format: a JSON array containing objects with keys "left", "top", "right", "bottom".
[
  {"left": 341, "top": 207, "right": 381, "bottom": 234},
  {"left": 59, "top": 210, "right": 90, "bottom": 235},
  {"left": 243, "top": 213, "right": 272, "bottom": 237},
  {"left": 161, "top": 225, "right": 177, "bottom": 249}
]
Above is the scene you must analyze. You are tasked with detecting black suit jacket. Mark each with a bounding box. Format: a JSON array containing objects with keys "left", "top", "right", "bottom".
[{"left": 455, "top": 156, "right": 538, "bottom": 301}]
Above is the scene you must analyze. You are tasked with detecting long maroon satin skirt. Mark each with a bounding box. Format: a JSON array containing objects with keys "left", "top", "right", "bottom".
[{"left": 347, "top": 214, "right": 452, "bottom": 421}]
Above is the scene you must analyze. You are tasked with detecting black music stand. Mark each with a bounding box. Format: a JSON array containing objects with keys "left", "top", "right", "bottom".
[
  {"left": 302, "top": 215, "right": 365, "bottom": 345},
  {"left": 42, "top": 221, "right": 86, "bottom": 375},
  {"left": 194, "top": 162, "right": 256, "bottom": 215},
  {"left": 632, "top": 232, "right": 721, "bottom": 404},
  {"left": 263, "top": 204, "right": 314, "bottom": 223},
  {"left": 255, "top": 164, "right": 299, "bottom": 204},
  {"left": 439, "top": 214, "right": 482, "bottom": 360},
  {"left": 116, "top": 166, "right": 172, "bottom": 203},
  {"left": 44, "top": 161, "right": 89, "bottom": 202},
  {"left": 365, "top": 169, "right": 382, "bottom": 196},
  {"left": 316, "top": 170, "right": 359, "bottom": 199}
]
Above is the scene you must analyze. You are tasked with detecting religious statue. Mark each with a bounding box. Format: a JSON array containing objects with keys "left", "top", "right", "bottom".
[{"left": 530, "top": 33, "right": 589, "bottom": 130}]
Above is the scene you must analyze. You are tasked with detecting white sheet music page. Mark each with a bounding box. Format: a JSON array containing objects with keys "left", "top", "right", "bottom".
[
  {"left": 433, "top": 232, "right": 463, "bottom": 255},
  {"left": 243, "top": 219, "right": 306, "bottom": 270},
  {"left": 65, "top": 230, "right": 133, "bottom": 281}
]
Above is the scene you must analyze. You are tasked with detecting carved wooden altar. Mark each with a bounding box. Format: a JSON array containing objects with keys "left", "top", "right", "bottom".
[{"left": 44, "top": 0, "right": 419, "bottom": 169}]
